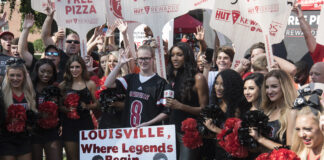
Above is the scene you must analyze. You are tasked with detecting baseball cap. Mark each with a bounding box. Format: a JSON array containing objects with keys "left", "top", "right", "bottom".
[{"left": 0, "top": 31, "right": 14, "bottom": 39}]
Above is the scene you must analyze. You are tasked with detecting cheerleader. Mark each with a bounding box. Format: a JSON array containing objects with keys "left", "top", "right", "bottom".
[{"left": 0, "top": 58, "right": 36, "bottom": 160}]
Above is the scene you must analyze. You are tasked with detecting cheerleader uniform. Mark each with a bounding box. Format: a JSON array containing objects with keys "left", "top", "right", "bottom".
[
  {"left": 32, "top": 90, "right": 61, "bottom": 144},
  {"left": 61, "top": 84, "right": 94, "bottom": 142},
  {"left": 0, "top": 93, "right": 32, "bottom": 156}
]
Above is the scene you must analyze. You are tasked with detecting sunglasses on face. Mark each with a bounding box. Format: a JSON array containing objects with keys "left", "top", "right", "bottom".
[
  {"left": 45, "top": 52, "right": 59, "bottom": 56},
  {"left": 66, "top": 40, "right": 80, "bottom": 44},
  {"left": 136, "top": 57, "right": 152, "bottom": 62}
]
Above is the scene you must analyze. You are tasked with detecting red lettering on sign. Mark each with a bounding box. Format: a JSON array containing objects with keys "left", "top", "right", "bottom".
[{"left": 65, "top": 5, "right": 96, "bottom": 15}]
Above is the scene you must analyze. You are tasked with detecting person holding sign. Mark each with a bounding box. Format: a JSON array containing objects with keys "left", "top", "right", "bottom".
[
  {"left": 59, "top": 55, "right": 98, "bottom": 160},
  {"left": 104, "top": 45, "right": 168, "bottom": 128},
  {"left": 164, "top": 42, "right": 208, "bottom": 160},
  {"left": 41, "top": 1, "right": 80, "bottom": 71}
]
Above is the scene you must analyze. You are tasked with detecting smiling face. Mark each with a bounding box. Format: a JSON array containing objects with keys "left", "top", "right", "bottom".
[
  {"left": 8, "top": 68, "right": 24, "bottom": 89},
  {"left": 244, "top": 79, "right": 260, "bottom": 103},
  {"left": 296, "top": 114, "right": 324, "bottom": 150},
  {"left": 216, "top": 52, "right": 232, "bottom": 71},
  {"left": 171, "top": 46, "right": 185, "bottom": 69},
  {"left": 265, "top": 76, "right": 283, "bottom": 102},
  {"left": 214, "top": 76, "right": 224, "bottom": 99},
  {"left": 100, "top": 55, "right": 108, "bottom": 71},
  {"left": 137, "top": 48, "right": 154, "bottom": 73},
  {"left": 69, "top": 61, "right": 82, "bottom": 78},
  {"left": 38, "top": 63, "right": 54, "bottom": 84},
  {"left": 107, "top": 54, "right": 118, "bottom": 72},
  {"left": 197, "top": 55, "right": 204, "bottom": 72}
]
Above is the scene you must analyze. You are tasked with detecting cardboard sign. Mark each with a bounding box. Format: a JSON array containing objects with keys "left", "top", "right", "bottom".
[
  {"left": 239, "top": 0, "right": 291, "bottom": 70},
  {"left": 297, "top": 0, "right": 324, "bottom": 10},
  {"left": 316, "top": 6, "right": 324, "bottom": 45},
  {"left": 120, "top": 0, "right": 187, "bottom": 78},
  {"left": 31, "top": 0, "right": 66, "bottom": 50},
  {"left": 180, "top": 0, "right": 215, "bottom": 11},
  {"left": 54, "top": 0, "right": 106, "bottom": 57},
  {"left": 80, "top": 125, "right": 176, "bottom": 160}
]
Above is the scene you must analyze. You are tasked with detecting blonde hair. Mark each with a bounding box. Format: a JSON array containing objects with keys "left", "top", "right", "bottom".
[
  {"left": 252, "top": 54, "right": 267, "bottom": 72},
  {"left": 105, "top": 51, "right": 129, "bottom": 77},
  {"left": 2, "top": 65, "right": 36, "bottom": 113},
  {"left": 261, "top": 70, "right": 297, "bottom": 141},
  {"left": 291, "top": 106, "right": 324, "bottom": 159}
]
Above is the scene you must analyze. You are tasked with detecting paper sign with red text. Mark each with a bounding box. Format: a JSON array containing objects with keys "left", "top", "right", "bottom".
[
  {"left": 80, "top": 125, "right": 176, "bottom": 160},
  {"left": 239, "top": 0, "right": 291, "bottom": 70},
  {"left": 209, "top": 0, "right": 291, "bottom": 69},
  {"left": 54, "top": 0, "right": 106, "bottom": 57},
  {"left": 120, "top": 0, "right": 187, "bottom": 78},
  {"left": 297, "top": 0, "right": 324, "bottom": 10},
  {"left": 316, "top": 6, "right": 324, "bottom": 45},
  {"left": 180, "top": 0, "right": 215, "bottom": 11}
]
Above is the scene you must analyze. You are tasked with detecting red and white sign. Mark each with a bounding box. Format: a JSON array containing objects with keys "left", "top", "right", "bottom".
[
  {"left": 316, "top": 6, "right": 324, "bottom": 45},
  {"left": 80, "top": 125, "right": 176, "bottom": 160},
  {"left": 239, "top": 0, "right": 291, "bottom": 70},
  {"left": 180, "top": 0, "right": 215, "bottom": 11},
  {"left": 120, "top": 0, "right": 187, "bottom": 78},
  {"left": 298, "top": 0, "right": 324, "bottom": 10},
  {"left": 54, "top": 0, "right": 106, "bottom": 57}
]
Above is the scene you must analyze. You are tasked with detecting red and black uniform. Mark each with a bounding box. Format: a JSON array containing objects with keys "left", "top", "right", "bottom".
[
  {"left": 0, "top": 93, "right": 32, "bottom": 156},
  {"left": 115, "top": 73, "right": 167, "bottom": 127}
]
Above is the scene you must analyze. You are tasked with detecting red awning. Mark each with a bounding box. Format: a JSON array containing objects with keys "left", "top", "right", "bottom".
[{"left": 174, "top": 14, "right": 202, "bottom": 33}]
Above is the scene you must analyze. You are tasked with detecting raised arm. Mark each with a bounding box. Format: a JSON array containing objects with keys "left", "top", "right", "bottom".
[
  {"left": 0, "top": 12, "right": 8, "bottom": 31},
  {"left": 104, "top": 48, "right": 132, "bottom": 88},
  {"left": 293, "top": 4, "right": 317, "bottom": 53},
  {"left": 194, "top": 26, "right": 207, "bottom": 53},
  {"left": 273, "top": 56, "right": 297, "bottom": 77},
  {"left": 41, "top": 0, "right": 56, "bottom": 47},
  {"left": 18, "top": 13, "right": 34, "bottom": 67}
]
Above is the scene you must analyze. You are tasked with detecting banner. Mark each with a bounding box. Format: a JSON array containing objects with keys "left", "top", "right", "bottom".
[
  {"left": 54, "top": 0, "right": 106, "bottom": 57},
  {"left": 297, "top": 0, "right": 324, "bottom": 10},
  {"left": 80, "top": 125, "right": 176, "bottom": 160},
  {"left": 316, "top": 6, "right": 324, "bottom": 45}
]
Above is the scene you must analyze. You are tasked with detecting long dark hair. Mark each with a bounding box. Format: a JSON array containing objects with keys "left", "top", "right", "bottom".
[
  {"left": 31, "top": 58, "right": 57, "bottom": 87},
  {"left": 211, "top": 69, "right": 250, "bottom": 118},
  {"left": 167, "top": 42, "right": 197, "bottom": 102},
  {"left": 243, "top": 73, "right": 264, "bottom": 109},
  {"left": 62, "top": 55, "right": 89, "bottom": 94}
]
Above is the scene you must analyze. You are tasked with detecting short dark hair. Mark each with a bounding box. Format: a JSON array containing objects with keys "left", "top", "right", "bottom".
[
  {"left": 11, "top": 38, "right": 19, "bottom": 45},
  {"left": 216, "top": 46, "right": 235, "bottom": 62},
  {"left": 249, "top": 42, "right": 265, "bottom": 55}
]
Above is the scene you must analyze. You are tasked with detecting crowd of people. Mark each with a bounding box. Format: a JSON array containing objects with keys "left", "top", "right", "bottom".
[{"left": 0, "top": 2, "right": 323, "bottom": 160}]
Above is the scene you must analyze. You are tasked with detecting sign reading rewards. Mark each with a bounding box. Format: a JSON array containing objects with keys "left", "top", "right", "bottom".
[{"left": 80, "top": 125, "right": 176, "bottom": 160}]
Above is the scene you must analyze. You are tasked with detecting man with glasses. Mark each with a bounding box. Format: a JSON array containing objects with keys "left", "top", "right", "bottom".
[{"left": 104, "top": 45, "right": 168, "bottom": 128}]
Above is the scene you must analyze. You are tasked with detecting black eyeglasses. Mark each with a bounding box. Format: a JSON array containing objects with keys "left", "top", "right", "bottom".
[
  {"left": 66, "top": 40, "right": 80, "bottom": 44},
  {"left": 137, "top": 57, "right": 152, "bottom": 62},
  {"left": 45, "top": 52, "right": 59, "bottom": 56}
]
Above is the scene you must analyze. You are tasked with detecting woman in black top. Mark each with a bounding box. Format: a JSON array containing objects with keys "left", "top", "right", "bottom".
[
  {"left": 0, "top": 58, "right": 36, "bottom": 160},
  {"left": 31, "top": 58, "right": 62, "bottom": 160},
  {"left": 59, "top": 55, "right": 98, "bottom": 160},
  {"left": 165, "top": 42, "right": 209, "bottom": 160}
]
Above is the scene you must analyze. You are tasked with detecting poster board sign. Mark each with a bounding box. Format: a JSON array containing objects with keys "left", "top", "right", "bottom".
[
  {"left": 31, "top": 0, "right": 66, "bottom": 50},
  {"left": 120, "top": 0, "right": 187, "bottom": 78},
  {"left": 316, "top": 6, "right": 324, "bottom": 45},
  {"left": 80, "top": 125, "right": 176, "bottom": 160},
  {"left": 297, "top": 0, "right": 324, "bottom": 10},
  {"left": 54, "top": 0, "right": 106, "bottom": 57}
]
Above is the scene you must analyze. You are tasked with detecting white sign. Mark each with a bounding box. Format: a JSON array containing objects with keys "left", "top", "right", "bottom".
[
  {"left": 80, "top": 125, "right": 176, "bottom": 160},
  {"left": 316, "top": 6, "right": 324, "bottom": 45},
  {"left": 240, "top": 0, "right": 291, "bottom": 70},
  {"left": 54, "top": 0, "right": 106, "bottom": 57},
  {"left": 210, "top": 0, "right": 291, "bottom": 69},
  {"left": 120, "top": 0, "right": 187, "bottom": 78}
]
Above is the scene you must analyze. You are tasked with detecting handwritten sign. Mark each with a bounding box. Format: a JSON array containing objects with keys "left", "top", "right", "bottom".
[{"left": 80, "top": 125, "right": 176, "bottom": 160}]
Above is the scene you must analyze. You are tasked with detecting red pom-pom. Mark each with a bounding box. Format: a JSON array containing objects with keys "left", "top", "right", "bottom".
[
  {"left": 255, "top": 153, "right": 270, "bottom": 160},
  {"left": 269, "top": 148, "right": 300, "bottom": 160},
  {"left": 64, "top": 93, "right": 80, "bottom": 119},
  {"left": 6, "top": 104, "right": 27, "bottom": 133},
  {"left": 181, "top": 118, "right": 203, "bottom": 149},
  {"left": 90, "top": 75, "right": 100, "bottom": 88},
  {"left": 95, "top": 89, "right": 102, "bottom": 100},
  {"left": 37, "top": 101, "right": 59, "bottom": 129},
  {"left": 217, "top": 118, "right": 248, "bottom": 158}
]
